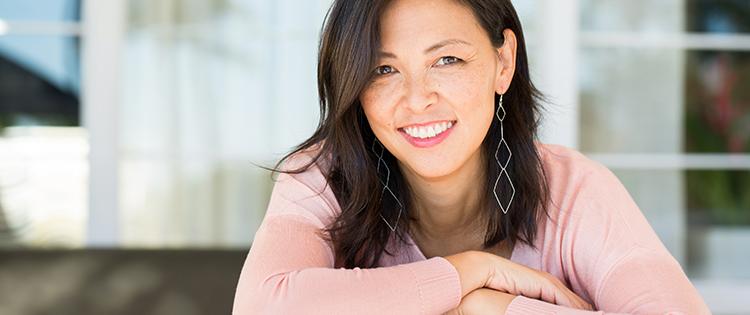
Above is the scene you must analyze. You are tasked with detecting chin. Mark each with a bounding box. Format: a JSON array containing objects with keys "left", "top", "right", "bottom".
[{"left": 402, "top": 158, "right": 460, "bottom": 180}]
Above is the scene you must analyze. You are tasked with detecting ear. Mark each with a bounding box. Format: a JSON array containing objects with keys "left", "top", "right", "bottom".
[{"left": 494, "top": 29, "right": 517, "bottom": 95}]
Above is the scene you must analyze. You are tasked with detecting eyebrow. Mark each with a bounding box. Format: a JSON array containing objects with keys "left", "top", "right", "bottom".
[{"left": 378, "top": 39, "right": 472, "bottom": 59}]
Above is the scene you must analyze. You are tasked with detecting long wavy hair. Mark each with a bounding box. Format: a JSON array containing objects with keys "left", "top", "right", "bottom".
[{"left": 262, "top": 0, "right": 551, "bottom": 268}]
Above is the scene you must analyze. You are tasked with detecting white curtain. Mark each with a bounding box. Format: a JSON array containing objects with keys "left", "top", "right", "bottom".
[{"left": 119, "top": 0, "right": 332, "bottom": 247}]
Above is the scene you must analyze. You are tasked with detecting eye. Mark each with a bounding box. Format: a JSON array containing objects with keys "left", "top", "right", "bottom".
[
  {"left": 374, "top": 65, "right": 395, "bottom": 76},
  {"left": 435, "top": 56, "right": 462, "bottom": 66}
]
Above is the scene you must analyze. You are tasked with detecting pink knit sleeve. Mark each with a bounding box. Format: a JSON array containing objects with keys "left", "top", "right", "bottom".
[
  {"left": 232, "top": 161, "right": 462, "bottom": 314},
  {"left": 505, "top": 160, "right": 710, "bottom": 314}
]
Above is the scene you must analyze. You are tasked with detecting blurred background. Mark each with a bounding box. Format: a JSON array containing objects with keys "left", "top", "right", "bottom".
[{"left": 0, "top": 0, "right": 747, "bottom": 314}]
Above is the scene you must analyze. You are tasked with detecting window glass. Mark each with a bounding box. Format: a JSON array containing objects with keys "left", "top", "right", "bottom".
[
  {"left": 685, "top": 51, "right": 750, "bottom": 153},
  {"left": 0, "top": 0, "right": 80, "bottom": 22}
]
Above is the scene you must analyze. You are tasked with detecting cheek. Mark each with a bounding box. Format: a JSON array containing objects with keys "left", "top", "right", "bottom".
[
  {"left": 360, "top": 86, "right": 395, "bottom": 130},
  {"left": 432, "top": 67, "right": 496, "bottom": 145},
  {"left": 435, "top": 66, "right": 495, "bottom": 119},
  {"left": 437, "top": 62, "right": 493, "bottom": 99}
]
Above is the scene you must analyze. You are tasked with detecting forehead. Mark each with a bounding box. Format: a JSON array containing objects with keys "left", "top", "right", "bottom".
[{"left": 378, "top": 0, "right": 489, "bottom": 51}]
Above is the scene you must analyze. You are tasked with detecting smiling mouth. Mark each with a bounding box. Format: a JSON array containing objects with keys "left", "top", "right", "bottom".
[{"left": 398, "top": 120, "right": 457, "bottom": 139}]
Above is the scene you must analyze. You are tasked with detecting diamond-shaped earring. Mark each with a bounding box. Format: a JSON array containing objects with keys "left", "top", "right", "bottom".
[
  {"left": 371, "top": 139, "right": 403, "bottom": 232},
  {"left": 493, "top": 94, "right": 516, "bottom": 214}
]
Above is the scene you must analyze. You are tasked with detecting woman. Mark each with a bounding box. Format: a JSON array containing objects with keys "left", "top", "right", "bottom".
[{"left": 233, "top": 0, "right": 710, "bottom": 313}]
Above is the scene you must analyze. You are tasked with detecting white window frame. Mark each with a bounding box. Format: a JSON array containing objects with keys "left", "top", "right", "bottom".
[{"left": 81, "top": 0, "right": 125, "bottom": 247}]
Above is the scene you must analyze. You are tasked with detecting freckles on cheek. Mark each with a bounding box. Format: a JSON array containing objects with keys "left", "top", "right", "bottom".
[
  {"left": 360, "top": 92, "right": 390, "bottom": 131},
  {"left": 363, "top": 84, "right": 399, "bottom": 121},
  {"left": 440, "top": 72, "right": 484, "bottom": 105}
]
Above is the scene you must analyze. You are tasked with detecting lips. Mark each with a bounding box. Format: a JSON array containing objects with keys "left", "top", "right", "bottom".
[
  {"left": 398, "top": 120, "right": 457, "bottom": 148},
  {"left": 400, "top": 121, "right": 454, "bottom": 139}
]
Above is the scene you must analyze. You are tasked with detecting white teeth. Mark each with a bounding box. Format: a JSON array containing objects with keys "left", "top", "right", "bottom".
[{"left": 403, "top": 121, "right": 455, "bottom": 139}]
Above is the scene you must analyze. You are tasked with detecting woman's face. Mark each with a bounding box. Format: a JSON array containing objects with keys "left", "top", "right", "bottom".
[{"left": 360, "top": 0, "right": 515, "bottom": 180}]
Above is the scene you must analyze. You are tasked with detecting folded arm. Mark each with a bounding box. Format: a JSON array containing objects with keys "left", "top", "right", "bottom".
[{"left": 232, "top": 214, "right": 462, "bottom": 315}]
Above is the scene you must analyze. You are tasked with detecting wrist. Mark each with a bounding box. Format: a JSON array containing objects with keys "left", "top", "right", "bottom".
[
  {"left": 461, "top": 288, "right": 517, "bottom": 315},
  {"left": 466, "top": 250, "right": 494, "bottom": 296},
  {"left": 445, "top": 250, "right": 493, "bottom": 297}
]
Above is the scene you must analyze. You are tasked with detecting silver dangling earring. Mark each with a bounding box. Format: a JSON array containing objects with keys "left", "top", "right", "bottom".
[
  {"left": 493, "top": 94, "right": 515, "bottom": 214},
  {"left": 371, "top": 139, "right": 403, "bottom": 232}
]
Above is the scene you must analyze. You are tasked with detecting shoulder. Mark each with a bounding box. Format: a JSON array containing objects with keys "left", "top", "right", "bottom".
[
  {"left": 533, "top": 141, "right": 630, "bottom": 219},
  {"left": 535, "top": 141, "right": 606, "bottom": 176},
  {"left": 530, "top": 146, "right": 692, "bottom": 309},
  {"left": 265, "top": 142, "right": 341, "bottom": 228},
  {"left": 534, "top": 141, "right": 618, "bottom": 188},
  {"left": 534, "top": 142, "right": 662, "bottom": 246}
]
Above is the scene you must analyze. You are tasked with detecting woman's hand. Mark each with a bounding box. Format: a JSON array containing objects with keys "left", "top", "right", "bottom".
[
  {"left": 485, "top": 254, "right": 593, "bottom": 310},
  {"left": 442, "top": 288, "right": 517, "bottom": 315},
  {"left": 444, "top": 251, "right": 495, "bottom": 297},
  {"left": 444, "top": 251, "right": 593, "bottom": 310}
]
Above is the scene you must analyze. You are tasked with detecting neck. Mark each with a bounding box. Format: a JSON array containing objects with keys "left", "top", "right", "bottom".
[{"left": 399, "top": 147, "right": 487, "bottom": 242}]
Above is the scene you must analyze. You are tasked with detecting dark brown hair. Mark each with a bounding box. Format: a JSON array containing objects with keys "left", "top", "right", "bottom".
[{"left": 261, "top": 0, "right": 551, "bottom": 268}]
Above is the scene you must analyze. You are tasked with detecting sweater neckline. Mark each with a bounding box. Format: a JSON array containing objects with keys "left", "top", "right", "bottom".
[{"left": 403, "top": 229, "right": 519, "bottom": 262}]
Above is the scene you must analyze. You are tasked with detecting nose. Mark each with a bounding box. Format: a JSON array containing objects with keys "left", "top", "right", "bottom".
[{"left": 401, "top": 74, "right": 437, "bottom": 112}]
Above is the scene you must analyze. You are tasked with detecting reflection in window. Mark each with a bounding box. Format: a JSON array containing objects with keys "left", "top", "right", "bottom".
[
  {"left": 0, "top": 0, "right": 83, "bottom": 248},
  {"left": 687, "top": 170, "right": 750, "bottom": 280},
  {"left": 685, "top": 51, "right": 750, "bottom": 154},
  {"left": 0, "top": 36, "right": 79, "bottom": 128},
  {"left": 687, "top": 0, "right": 750, "bottom": 34},
  {"left": 0, "top": 0, "right": 79, "bottom": 22}
]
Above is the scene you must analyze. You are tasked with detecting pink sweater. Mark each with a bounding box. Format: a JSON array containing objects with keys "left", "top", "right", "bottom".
[{"left": 232, "top": 142, "right": 710, "bottom": 314}]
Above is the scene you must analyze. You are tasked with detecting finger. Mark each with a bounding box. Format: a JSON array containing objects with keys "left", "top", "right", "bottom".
[
  {"left": 525, "top": 278, "right": 588, "bottom": 310},
  {"left": 489, "top": 259, "right": 592, "bottom": 310},
  {"left": 556, "top": 285, "right": 592, "bottom": 310},
  {"left": 545, "top": 280, "right": 586, "bottom": 309},
  {"left": 545, "top": 275, "right": 587, "bottom": 309},
  {"left": 563, "top": 286, "right": 593, "bottom": 310},
  {"left": 559, "top": 286, "right": 589, "bottom": 309}
]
